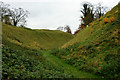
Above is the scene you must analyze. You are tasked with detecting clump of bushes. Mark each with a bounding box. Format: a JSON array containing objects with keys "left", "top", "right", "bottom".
[
  {"left": 103, "top": 17, "right": 115, "bottom": 24},
  {"left": 103, "top": 18, "right": 109, "bottom": 24},
  {"left": 89, "top": 22, "right": 93, "bottom": 26},
  {"left": 109, "top": 17, "right": 115, "bottom": 22}
]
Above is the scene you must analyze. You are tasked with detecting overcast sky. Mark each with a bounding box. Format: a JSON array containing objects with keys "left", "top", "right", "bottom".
[{"left": 2, "top": 0, "right": 120, "bottom": 33}]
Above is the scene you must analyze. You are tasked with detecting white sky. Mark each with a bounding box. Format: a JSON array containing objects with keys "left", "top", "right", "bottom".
[{"left": 1, "top": 0, "right": 120, "bottom": 33}]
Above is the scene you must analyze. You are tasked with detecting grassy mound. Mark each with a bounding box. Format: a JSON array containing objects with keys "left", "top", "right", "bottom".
[
  {"left": 2, "top": 23, "right": 73, "bottom": 50},
  {"left": 2, "top": 20, "right": 74, "bottom": 79}
]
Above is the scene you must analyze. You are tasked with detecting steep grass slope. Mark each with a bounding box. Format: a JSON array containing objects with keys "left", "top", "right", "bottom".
[
  {"left": 62, "top": 3, "right": 119, "bottom": 48},
  {"left": 2, "top": 2, "right": 120, "bottom": 79},
  {"left": 2, "top": 23, "right": 73, "bottom": 49},
  {"left": 51, "top": 3, "right": 120, "bottom": 78},
  {"left": 2, "top": 23, "right": 99, "bottom": 79},
  {"left": 2, "top": 22, "right": 74, "bottom": 79}
]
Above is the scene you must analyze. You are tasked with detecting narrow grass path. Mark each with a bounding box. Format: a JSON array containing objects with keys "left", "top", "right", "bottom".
[{"left": 42, "top": 50, "right": 101, "bottom": 78}]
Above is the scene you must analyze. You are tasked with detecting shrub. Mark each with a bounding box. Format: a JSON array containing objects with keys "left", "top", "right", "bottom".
[
  {"left": 103, "top": 18, "right": 109, "bottom": 24},
  {"left": 96, "top": 54, "right": 120, "bottom": 78},
  {"left": 109, "top": 17, "right": 115, "bottom": 22},
  {"left": 103, "top": 17, "right": 115, "bottom": 24},
  {"left": 89, "top": 22, "right": 93, "bottom": 26}
]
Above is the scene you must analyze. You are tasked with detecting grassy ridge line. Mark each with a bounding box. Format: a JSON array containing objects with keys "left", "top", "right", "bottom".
[
  {"left": 62, "top": 3, "right": 119, "bottom": 48},
  {"left": 2, "top": 23, "right": 73, "bottom": 49}
]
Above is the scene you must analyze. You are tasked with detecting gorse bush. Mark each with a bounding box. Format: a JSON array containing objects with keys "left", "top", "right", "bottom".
[
  {"left": 103, "top": 17, "right": 115, "bottom": 24},
  {"left": 103, "top": 18, "right": 109, "bottom": 24},
  {"left": 109, "top": 17, "right": 115, "bottom": 22},
  {"left": 89, "top": 22, "right": 93, "bottom": 26}
]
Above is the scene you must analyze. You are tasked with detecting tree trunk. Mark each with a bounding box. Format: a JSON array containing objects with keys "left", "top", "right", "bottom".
[{"left": 13, "top": 20, "right": 17, "bottom": 26}]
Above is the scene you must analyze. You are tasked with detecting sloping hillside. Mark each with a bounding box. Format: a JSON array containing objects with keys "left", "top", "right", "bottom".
[
  {"left": 62, "top": 3, "right": 119, "bottom": 48},
  {"left": 2, "top": 2, "right": 120, "bottom": 79},
  {"left": 2, "top": 23, "right": 73, "bottom": 49},
  {"left": 51, "top": 3, "right": 120, "bottom": 78},
  {"left": 2, "top": 23, "right": 75, "bottom": 79},
  {"left": 2, "top": 22, "right": 100, "bottom": 79}
]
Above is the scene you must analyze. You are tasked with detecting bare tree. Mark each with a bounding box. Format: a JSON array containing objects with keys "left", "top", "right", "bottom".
[
  {"left": 0, "top": 1, "right": 10, "bottom": 22},
  {"left": 95, "top": 3, "right": 108, "bottom": 18},
  {"left": 57, "top": 26, "right": 64, "bottom": 31},
  {"left": 64, "top": 25, "right": 72, "bottom": 34},
  {"left": 3, "top": 15, "right": 11, "bottom": 25},
  {"left": 79, "top": 2, "right": 109, "bottom": 29},
  {"left": 8, "top": 8, "right": 29, "bottom": 26}
]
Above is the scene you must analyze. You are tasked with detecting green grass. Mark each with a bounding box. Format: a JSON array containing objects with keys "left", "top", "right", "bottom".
[
  {"left": 2, "top": 2, "right": 120, "bottom": 79},
  {"left": 62, "top": 3, "right": 119, "bottom": 48},
  {"left": 2, "top": 45, "right": 74, "bottom": 79},
  {"left": 42, "top": 50, "right": 100, "bottom": 78},
  {"left": 52, "top": 3, "right": 120, "bottom": 78},
  {"left": 2, "top": 23, "right": 73, "bottom": 50},
  {"left": 2, "top": 45, "right": 100, "bottom": 79}
]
